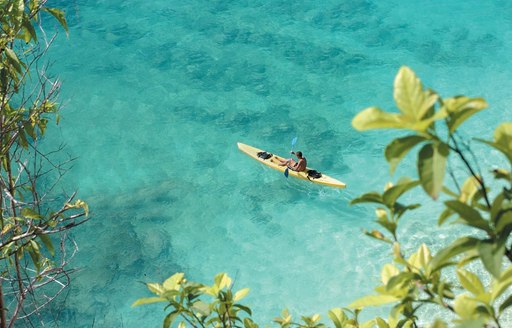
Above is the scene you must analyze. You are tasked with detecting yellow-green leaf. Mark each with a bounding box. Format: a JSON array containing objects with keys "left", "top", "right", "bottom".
[
  {"left": 163, "top": 272, "right": 184, "bottom": 291},
  {"left": 234, "top": 288, "right": 250, "bottom": 301},
  {"left": 131, "top": 297, "right": 167, "bottom": 307},
  {"left": 418, "top": 142, "right": 449, "bottom": 199},
  {"left": 443, "top": 96, "right": 488, "bottom": 133},
  {"left": 457, "top": 269, "right": 484, "bottom": 295},
  {"left": 348, "top": 295, "right": 399, "bottom": 309},
  {"left": 385, "top": 135, "right": 427, "bottom": 174},
  {"left": 352, "top": 107, "right": 406, "bottom": 131}
]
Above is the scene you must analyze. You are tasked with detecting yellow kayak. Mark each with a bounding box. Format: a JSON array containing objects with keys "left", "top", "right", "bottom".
[{"left": 237, "top": 142, "right": 346, "bottom": 189}]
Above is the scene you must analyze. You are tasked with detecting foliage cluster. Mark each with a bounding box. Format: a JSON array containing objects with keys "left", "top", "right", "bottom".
[
  {"left": 136, "top": 66, "right": 512, "bottom": 328},
  {"left": 0, "top": 1, "right": 87, "bottom": 327}
]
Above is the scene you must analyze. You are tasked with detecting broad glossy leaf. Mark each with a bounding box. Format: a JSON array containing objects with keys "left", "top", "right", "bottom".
[
  {"left": 348, "top": 295, "right": 399, "bottom": 309},
  {"left": 493, "top": 123, "right": 512, "bottom": 163},
  {"left": 352, "top": 107, "right": 406, "bottom": 131},
  {"left": 385, "top": 135, "right": 427, "bottom": 174},
  {"left": 454, "top": 294, "right": 478, "bottom": 320},
  {"left": 496, "top": 211, "right": 512, "bottom": 235},
  {"left": 478, "top": 241, "right": 504, "bottom": 278},
  {"left": 43, "top": 7, "right": 69, "bottom": 34},
  {"left": 445, "top": 200, "right": 491, "bottom": 233},
  {"left": 214, "top": 272, "right": 232, "bottom": 289},
  {"left": 147, "top": 283, "right": 165, "bottom": 296},
  {"left": 234, "top": 288, "right": 250, "bottom": 301},
  {"left": 244, "top": 318, "right": 259, "bottom": 328},
  {"left": 5, "top": 48, "right": 22, "bottom": 74},
  {"left": 350, "top": 192, "right": 384, "bottom": 205},
  {"left": 383, "top": 178, "right": 420, "bottom": 206},
  {"left": 443, "top": 96, "right": 487, "bottom": 133},
  {"left": 457, "top": 269, "right": 484, "bottom": 295},
  {"left": 192, "top": 301, "right": 210, "bottom": 316},
  {"left": 476, "top": 123, "right": 512, "bottom": 163},
  {"left": 163, "top": 273, "right": 184, "bottom": 291},
  {"left": 408, "top": 244, "right": 431, "bottom": 271},
  {"left": 418, "top": 142, "right": 449, "bottom": 199},
  {"left": 131, "top": 297, "right": 167, "bottom": 307},
  {"left": 459, "top": 176, "right": 479, "bottom": 204},
  {"left": 499, "top": 294, "right": 512, "bottom": 315},
  {"left": 21, "top": 15, "right": 37, "bottom": 42},
  {"left": 374, "top": 317, "right": 389, "bottom": 328},
  {"left": 327, "top": 308, "right": 347, "bottom": 328},
  {"left": 163, "top": 311, "right": 179, "bottom": 328},
  {"left": 429, "top": 237, "right": 479, "bottom": 273},
  {"left": 393, "top": 66, "right": 438, "bottom": 120},
  {"left": 438, "top": 208, "right": 454, "bottom": 226},
  {"left": 381, "top": 264, "right": 400, "bottom": 285},
  {"left": 454, "top": 318, "right": 486, "bottom": 328},
  {"left": 431, "top": 319, "right": 448, "bottom": 328},
  {"left": 234, "top": 304, "right": 252, "bottom": 316}
]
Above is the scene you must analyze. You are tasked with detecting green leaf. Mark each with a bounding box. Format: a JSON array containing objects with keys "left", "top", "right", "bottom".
[
  {"left": 454, "top": 318, "right": 486, "bottom": 328},
  {"left": 374, "top": 317, "right": 389, "bottom": 328},
  {"left": 163, "top": 272, "right": 184, "bottom": 291},
  {"left": 385, "top": 135, "right": 427, "bottom": 174},
  {"left": 147, "top": 283, "right": 165, "bottom": 296},
  {"left": 214, "top": 272, "right": 232, "bottom": 289},
  {"left": 382, "top": 178, "right": 420, "bottom": 206},
  {"left": 393, "top": 66, "right": 438, "bottom": 120},
  {"left": 244, "top": 318, "right": 259, "bottom": 328},
  {"left": 352, "top": 107, "right": 407, "bottom": 131},
  {"left": 131, "top": 297, "right": 167, "bottom": 307},
  {"left": 5, "top": 47, "right": 22, "bottom": 74},
  {"left": 43, "top": 7, "right": 68, "bottom": 34},
  {"left": 192, "top": 300, "right": 210, "bottom": 316},
  {"left": 499, "top": 294, "right": 512, "bottom": 315},
  {"left": 459, "top": 176, "right": 480, "bottom": 204},
  {"left": 454, "top": 294, "right": 478, "bottom": 320},
  {"left": 348, "top": 295, "right": 399, "bottom": 309},
  {"left": 478, "top": 241, "right": 504, "bottom": 278},
  {"left": 21, "top": 15, "right": 37, "bottom": 43},
  {"left": 327, "top": 308, "right": 347, "bottom": 328},
  {"left": 429, "top": 237, "right": 479, "bottom": 273},
  {"left": 381, "top": 264, "right": 400, "bottom": 285},
  {"left": 38, "top": 234, "right": 54, "bottom": 256},
  {"left": 438, "top": 208, "right": 454, "bottom": 225},
  {"left": 234, "top": 288, "right": 250, "bottom": 301},
  {"left": 430, "top": 319, "right": 448, "bottom": 328},
  {"left": 21, "top": 208, "right": 42, "bottom": 220},
  {"left": 350, "top": 192, "right": 384, "bottom": 205},
  {"left": 234, "top": 303, "right": 252, "bottom": 316},
  {"left": 163, "top": 311, "right": 179, "bottom": 328},
  {"left": 443, "top": 96, "right": 488, "bottom": 133},
  {"left": 445, "top": 200, "right": 491, "bottom": 233},
  {"left": 418, "top": 142, "right": 449, "bottom": 199},
  {"left": 476, "top": 123, "right": 512, "bottom": 163},
  {"left": 457, "top": 269, "right": 484, "bottom": 295}
]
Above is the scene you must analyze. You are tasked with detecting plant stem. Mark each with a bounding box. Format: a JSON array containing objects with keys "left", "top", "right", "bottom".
[{"left": 449, "top": 135, "right": 491, "bottom": 209}]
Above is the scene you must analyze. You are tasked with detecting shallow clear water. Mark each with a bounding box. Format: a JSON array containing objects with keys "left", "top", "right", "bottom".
[{"left": 38, "top": 0, "right": 512, "bottom": 326}]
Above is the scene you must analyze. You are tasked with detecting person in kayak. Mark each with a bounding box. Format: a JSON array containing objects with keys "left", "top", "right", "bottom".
[{"left": 278, "top": 151, "right": 307, "bottom": 172}]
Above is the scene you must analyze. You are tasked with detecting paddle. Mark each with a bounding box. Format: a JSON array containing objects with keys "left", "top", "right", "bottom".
[{"left": 284, "top": 136, "right": 298, "bottom": 178}]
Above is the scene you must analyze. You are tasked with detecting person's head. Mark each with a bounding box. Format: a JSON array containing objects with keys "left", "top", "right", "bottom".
[{"left": 295, "top": 151, "right": 303, "bottom": 158}]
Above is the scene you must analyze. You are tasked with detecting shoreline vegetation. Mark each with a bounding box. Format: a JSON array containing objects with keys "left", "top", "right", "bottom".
[{"left": 0, "top": 2, "right": 88, "bottom": 327}]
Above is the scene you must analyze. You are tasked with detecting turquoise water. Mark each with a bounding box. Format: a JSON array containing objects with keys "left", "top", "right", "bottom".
[{"left": 37, "top": 0, "right": 512, "bottom": 326}]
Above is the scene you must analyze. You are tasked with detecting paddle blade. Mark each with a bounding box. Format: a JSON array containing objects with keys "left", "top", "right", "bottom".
[
  {"left": 291, "top": 136, "right": 298, "bottom": 147},
  {"left": 284, "top": 168, "right": 289, "bottom": 177}
]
